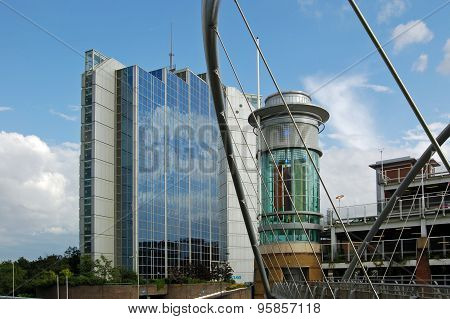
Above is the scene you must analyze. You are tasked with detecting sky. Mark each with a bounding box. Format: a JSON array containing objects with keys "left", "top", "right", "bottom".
[{"left": 0, "top": 0, "right": 449, "bottom": 260}]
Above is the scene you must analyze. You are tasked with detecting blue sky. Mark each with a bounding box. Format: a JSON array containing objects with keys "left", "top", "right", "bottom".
[{"left": 0, "top": 0, "right": 449, "bottom": 259}]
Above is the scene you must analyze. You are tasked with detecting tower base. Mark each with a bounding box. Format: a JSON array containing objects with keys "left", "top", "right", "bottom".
[{"left": 253, "top": 243, "right": 322, "bottom": 298}]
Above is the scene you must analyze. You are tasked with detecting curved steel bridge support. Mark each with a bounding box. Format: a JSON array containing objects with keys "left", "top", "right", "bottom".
[
  {"left": 343, "top": 123, "right": 450, "bottom": 280},
  {"left": 201, "top": 0, "right": 273, "bottom": 298}
]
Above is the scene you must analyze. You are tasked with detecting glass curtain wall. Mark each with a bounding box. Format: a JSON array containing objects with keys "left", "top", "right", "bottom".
[
  {"left": 259, "top": 148, "right": 321, "bottom": 244},
  {"left": 115, "top": 67, "right": 135, "bottom": 269},
  {"left": 81, "top": 71, "right": 93, "bottom": 254},
  {"left": 133, "top": 68, "right": 221, "bottom": 279}
]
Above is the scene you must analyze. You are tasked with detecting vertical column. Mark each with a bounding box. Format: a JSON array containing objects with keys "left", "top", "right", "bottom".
[
  {"left": 164, "top": 68, "right": 168, "bottom": 278},
  {"left": 416, "top": 237, "right": 431, "bottom": 285},
  {"left": 420, "top": 218, "right": 427, "bottom": 237},
  {"left": 331, "top": 226, "right": 337, "bottom": 262},
  {"left": 188, "top": 74, "right": 192, "bottom": 265},
  {"left": 133, "top": 66, "right": 139, "bottom": 276}
]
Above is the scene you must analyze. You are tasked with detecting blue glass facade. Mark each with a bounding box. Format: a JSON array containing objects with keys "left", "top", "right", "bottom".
[
  {"left": 114, "top": 66, "right": 221, "bottom": 278},
  {"left": 115, "top": 67, "right": 135, "bottom": 270}
]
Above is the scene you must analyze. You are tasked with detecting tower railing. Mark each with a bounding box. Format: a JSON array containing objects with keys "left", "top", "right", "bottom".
[
  {"left": 321, "top": 235, "right": 450, "bottom": 264},
  {"left": 273, "top": 280, "right": 450, "bottom": 299},
  {"left": 326, "top": 190, "right": 450, "bottom": 226},
  {"left": 381, "top": 167, "right": 450, "bottom": 185}
]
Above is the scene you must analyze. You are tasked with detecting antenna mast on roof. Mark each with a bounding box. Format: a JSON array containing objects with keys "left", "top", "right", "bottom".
[{"left": 169, "top": 23, "right": 175, "bottom": 71}]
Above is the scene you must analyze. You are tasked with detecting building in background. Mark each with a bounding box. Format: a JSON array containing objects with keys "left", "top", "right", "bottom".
[
  {"left": 249, "top": 91, "right": 329, "bottom": 298},
  {"left": 80, "top": 50, "right": 124, "bottom": 263},
  {"left": 80, "top": 49, "right": 222, "bottom": 278},
  {"left": 322, "top": 156, "right": 450, "bottom": 284},
  {"left": 218, "top": 87, "right": 259, "bottom": 283}
]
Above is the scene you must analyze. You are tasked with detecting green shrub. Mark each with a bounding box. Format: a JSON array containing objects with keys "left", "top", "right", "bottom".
[{"left": 225, "top": 283, "right": 246, "bottom": 291}]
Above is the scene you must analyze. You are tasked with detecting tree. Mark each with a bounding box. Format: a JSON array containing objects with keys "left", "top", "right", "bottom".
[
  {"left": 111, "top": 266, "right": 137, "bottom": 283},
  {"left": 168, "top": 262, "right": 232, "bottom": 283},
  {"left": 60, "top": 268, "right": 73, "bottom": 280},
  {"left": 93, "top": 255, "right": 114, "bottom": 281},
  {"left": 80, "top": 255, "right": 94, "bottom": 276},
  {"left": 0, "top": 261, "right": 28, "bottom": 296},
  {"left": 32, "top": 270, "right": 57, "bottom": 288},
  {"left": 212, "top": 262, "right": 233, "bottom": 282},
  {"left": 168, "top": 266, "right": 187, "bottom": 284},
  {"left": 64, "top": 247, "right": 80, "bottom": 275}
]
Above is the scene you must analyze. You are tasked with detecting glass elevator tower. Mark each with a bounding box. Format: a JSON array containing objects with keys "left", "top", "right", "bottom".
[{"left": 248, "top": 91, "right": 329, "bottom": 293}]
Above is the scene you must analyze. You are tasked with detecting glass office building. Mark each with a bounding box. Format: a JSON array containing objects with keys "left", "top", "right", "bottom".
[{"left": 80, "top": 50, "right": 221, "bottom": 279}]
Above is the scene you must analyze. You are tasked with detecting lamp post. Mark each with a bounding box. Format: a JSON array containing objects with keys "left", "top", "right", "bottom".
[
  {"left": 378, "top": 148, "right": 384, "bottom": 183},
  {"left": 336, "top": 195, "right": 345, "bottom": 221},
  {"left": 65, "top": 275, "right": 69, "bottom": 299},
  {"left": 56, "top": 275, "right": 59, "bottom": 299},
  {"left": 130, "top": 255, "right": 140, "bottom": 299},
  {"left": 12, "top": 261, "right": 14, "bottom": 298}
]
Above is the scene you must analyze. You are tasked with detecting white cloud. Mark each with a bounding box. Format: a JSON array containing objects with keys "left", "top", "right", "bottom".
[
  {"left": 401, "top": 122, "right": 450, "bottom": 156},
  {"left": 412, "top": 53, "right": 428, "bottom": 72},
  {"left": 304, "top": 74, "right": 386, "bottom": 150},
  {"left": 437, "top": 39, "right": 450, "bottom": 75},
  {"left": 392, "top": 20, "right": 433, "bottom": 52},
  {"left": 0, "top": 132, "right": 79, "bottom": 253},
  {"left": 302, "top": 73, "right": 448, "bottom": 212},
  {"left": 320, "top": 147, "right": 379, "bottom": 207},
  {"left": 320, "top": 122, "right": 449, "bottom": 210},
  {"left": 361, "top": 83, "right": 392, "bottom": 93},
  {"left": 297, "top": 0, "right": 322, "bottom": 17},
  {"left": 378, "top": 0, "right": 406, "bottom": 23},
  {"left": 298, "top": 0, "right": 316, "bottom": 9},
  {"left": 50, "top": 109, "right": 77, "bottom": 121},
  {"left": 67, "top": 104, "right": 81, "bottom": 112},
  {"left": 303, "top": 74, "right": 383, "bottom": 207},
  {"left": 0, "top": 106, "right": 13, "bottom": 112}
]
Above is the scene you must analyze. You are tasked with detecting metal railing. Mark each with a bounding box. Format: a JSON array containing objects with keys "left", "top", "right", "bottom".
[
  {"left": 272, "top": 280, "right": 450, "bottom": 299},
  {"left": 325, "top": 191, "right": 449, "bottom": 226},
  {"left": 343, "top": 275, "right": 450, "bottom": 286},
  {"left": 321, "top": 236, "right": 450, "bottom": 264},
  {"left": 381, "top": 167, "right": 449, "bottom": 185}
]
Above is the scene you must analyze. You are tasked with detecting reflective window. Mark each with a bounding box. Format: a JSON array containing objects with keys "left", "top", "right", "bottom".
[{"left": 260, "top": 148, "right": 321, "bottom": 244}]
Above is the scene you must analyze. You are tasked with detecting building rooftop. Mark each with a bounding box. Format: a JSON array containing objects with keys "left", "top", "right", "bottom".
[
  {"left": 369, "top": 156, "right": 440, "bottom": 169},
  {"left": 248, "top": 91, "right": 329, "bottom": 127}
]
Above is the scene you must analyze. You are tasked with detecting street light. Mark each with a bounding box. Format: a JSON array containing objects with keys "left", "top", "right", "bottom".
[
  {"left": 12, "top": 261, "right": 14, "bottom": 298},
  {"left": 336, "top": 195, "right": 345, "bottom": 222},
  {"left": 56, "top": 275, "right": 59, "bottom": 299},
  {"left": 65, "top": 274, "right": 69, "bottom": 299},
  {"left": 130, "top": 255, "right": 140, "bottom": 299},
  {"left": 378, "top": 148, "right": 385, "bottom": 183}
]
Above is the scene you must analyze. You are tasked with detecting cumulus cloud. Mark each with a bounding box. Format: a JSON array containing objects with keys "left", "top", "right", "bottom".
[
  {"left": 0, "top": 106, "right": 13, "bottom": 112},
  {"left": 0, "top": 132, "right": 79, "bottom": 257},
  {"left": 304, "top": 74, "right": 387, "bottom": 150},
  {"left": 50, "top": 109, "right": 77, "bottom": 121},
  {"left": 437, "top": 39, "right": 450, "bottom": 75},
  {"left": 402, "top": 122, "right": 450, "bottom": 156},
  {"left": 297, "top": 0, "right": 316, "bottom": 9},
  {"left": 392, "top": 20, "right": 433, "bottom": 53},
  {"left": 67, "top": 104, "right": 81, "bottom": 111},
  {"left": 412, "top": 53, "right": 428, "bottom": 72},
  {"left": 304, "top": 74, "right": 381, "bottom": 206},
  {"left": 377, "top": 0, "right": 406, "bottom": 23},
  {"left": 361, "top": 83, "right": 392, "bottom": 93},
  {"left": 302, "top": 73, "right": 448, "bottom": 212},
  {"left": 297, "top": 0, "right": 322, "bottom": 17},
  {"left": 320, "top": 123, "right": 449, "bottom": 210}
]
